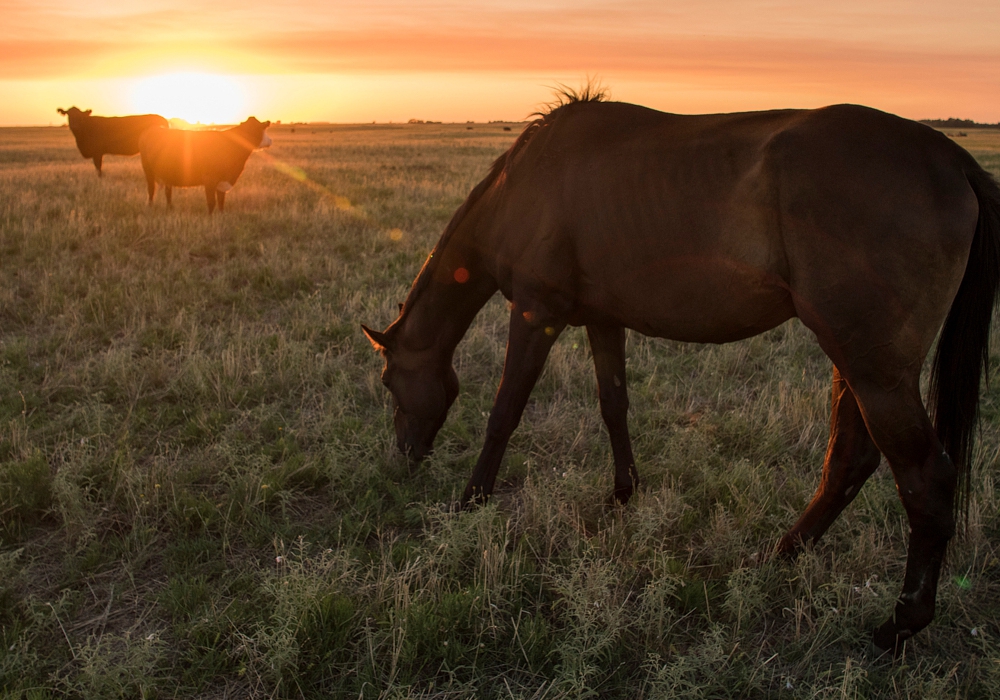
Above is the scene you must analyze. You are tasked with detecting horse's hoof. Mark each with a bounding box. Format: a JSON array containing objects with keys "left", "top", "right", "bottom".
[
  {"left": 444, "top": 499, "right": 476, "bottom": 514},
  {"left": 454, "top": 493, "right": 488, "bottom": 512},
  {"left": 773, "top": 535, "right": 801, "bottom": 561},
  {"left": 605, "top": 489, "right": 631, "bottom": 508},
  {"left": 872, "top": 620, "right": 907, "bottom": 658}
]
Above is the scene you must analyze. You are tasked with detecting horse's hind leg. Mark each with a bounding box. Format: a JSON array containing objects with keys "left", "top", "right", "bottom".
[
  {"left": 586, "top": 324, "right": 639, "bottom": 504},
  {"left": 845, "top": 374, "right": 957, "bottom": 654},
  {"left": 776, "top": 365, "right": 881, "bottom": 556}
]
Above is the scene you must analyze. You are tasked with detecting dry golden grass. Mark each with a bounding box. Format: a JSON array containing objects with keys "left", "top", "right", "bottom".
[{"left": 0, "top": 122, "right": 998, "bottom": 698}]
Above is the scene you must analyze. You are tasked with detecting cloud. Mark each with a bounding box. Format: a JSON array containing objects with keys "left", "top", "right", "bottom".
[
  {"left": 5, "top": 0, "right": 998, "bottom": 79},
  {"left": 5, "top": 27, "right": 998, "bottom": 85},
  {"left": 3, "top": 0, "right": 997, "bottom": 121},
  {"left": 247, "top": 29, "right": 999, "bottom": 82}
]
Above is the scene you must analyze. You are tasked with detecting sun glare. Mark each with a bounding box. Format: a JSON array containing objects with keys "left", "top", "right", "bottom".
[{"left": 130, "top": 72, "right": 247, "bottom": 125}]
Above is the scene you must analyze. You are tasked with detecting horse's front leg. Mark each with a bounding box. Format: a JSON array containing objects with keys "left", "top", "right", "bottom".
[
  {"left": 462, "top": 303, "right": 565, "bottom": 506},
  {"left": 586, "top": 324, "right": 639, "bottom": 504}
]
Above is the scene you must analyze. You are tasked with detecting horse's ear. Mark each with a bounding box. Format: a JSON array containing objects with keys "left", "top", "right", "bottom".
[
  {"left": 57, "top": 108, "right": 66, "bottom": 115},
  {"left": 361, "top": 324, "right": 391, "bottom": 352}
]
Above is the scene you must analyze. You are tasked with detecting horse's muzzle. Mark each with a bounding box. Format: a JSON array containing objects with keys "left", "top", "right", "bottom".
[{"left": 398, "top": 438, "right": 432, "bottom": 463}]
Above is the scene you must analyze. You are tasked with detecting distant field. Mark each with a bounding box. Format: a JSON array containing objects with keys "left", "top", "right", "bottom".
[
  {"left": 1, "top": 122, "right": 998, "bottom": 699},
  {"left": 942, "top": 128, "right": 1000, "bottom": 176}
]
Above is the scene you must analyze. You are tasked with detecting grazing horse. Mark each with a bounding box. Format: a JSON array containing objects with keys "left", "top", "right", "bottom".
[
  {"left": 57, "top": 107, "right": 168, "bottom": 176},
  {"left": 364, "top": 95, "right": 1000, "bottom": 654}
]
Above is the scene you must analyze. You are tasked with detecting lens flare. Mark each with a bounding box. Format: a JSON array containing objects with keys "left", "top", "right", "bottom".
[{"left": 258, "top": 150, "right": 354, "bottom": 211}]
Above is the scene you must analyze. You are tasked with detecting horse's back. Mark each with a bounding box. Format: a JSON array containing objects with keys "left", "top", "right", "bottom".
[
  {"left": 487, "top": 102, "right": 806, "bottom": 341},
  {"left": 482, "top": 102, "right": 981, "bottom": 347}
]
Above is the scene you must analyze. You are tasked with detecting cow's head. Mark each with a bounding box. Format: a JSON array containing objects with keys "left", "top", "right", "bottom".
[
  {"left": 241, "top": 117, "right": 272, "bottom": 149},
  {"left": 57, "top": 107, "right": 91, "bottom": 121}
]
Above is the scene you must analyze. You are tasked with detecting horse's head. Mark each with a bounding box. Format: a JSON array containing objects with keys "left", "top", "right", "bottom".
[{"left": 362, "top": 323, "right": 458, "bottom": 461}]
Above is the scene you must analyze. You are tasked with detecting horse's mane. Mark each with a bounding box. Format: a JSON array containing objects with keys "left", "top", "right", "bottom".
[
  {"left": 532, "top": 83, "right": 609, "bottom": 119},
  {"left": 391, "top": 87, "right": 608, "bottom": 328}
]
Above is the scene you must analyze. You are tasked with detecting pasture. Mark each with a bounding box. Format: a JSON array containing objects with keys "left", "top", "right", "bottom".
[{"left": 1, "top": 121, "right": 999, "bottom": 698}]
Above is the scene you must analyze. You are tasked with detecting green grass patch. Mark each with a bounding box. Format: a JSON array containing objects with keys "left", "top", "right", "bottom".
[{"left": 0, "top": 123, "right": 998, "bottom": 698}]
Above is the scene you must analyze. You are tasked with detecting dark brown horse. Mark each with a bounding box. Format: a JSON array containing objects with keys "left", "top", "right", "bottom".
[{"left": 364, "top": 95, "right": 1000, "bottom": 654}]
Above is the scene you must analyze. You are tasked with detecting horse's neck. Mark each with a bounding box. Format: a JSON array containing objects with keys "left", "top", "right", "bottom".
[
  {"left": 397, "top": 267, "right": 497, "bottom": 358},
  {"left": 396, "top": 184, "right": 501, "bottom": 356}
]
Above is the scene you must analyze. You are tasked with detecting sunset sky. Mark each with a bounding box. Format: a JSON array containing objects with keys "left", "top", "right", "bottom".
[{"left": 3, "top": 0, "right": 999, "bottom": 126}]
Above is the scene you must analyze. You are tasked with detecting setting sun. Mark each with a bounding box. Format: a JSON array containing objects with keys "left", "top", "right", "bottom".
[
  {"left": 129, "top": 72, "right": 247, "bottom": 125},
  {"left": 0, "top": 2, "right": 997, "bottom": 126}
]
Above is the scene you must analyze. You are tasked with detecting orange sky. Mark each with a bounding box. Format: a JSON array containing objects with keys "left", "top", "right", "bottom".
[{"left": 2, "top": 0, "right": 999, "bottom": 125}]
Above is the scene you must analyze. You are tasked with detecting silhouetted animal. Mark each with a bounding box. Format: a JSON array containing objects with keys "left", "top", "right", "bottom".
[
  {"left": 364, "top": 96, "right": 1000, "bottom": 655},
  {"left": 57, "top": 107, "right": 168, "bottom": 176},
  {"left": 138, "top": 117, "right": 272, "bottom": 213}
]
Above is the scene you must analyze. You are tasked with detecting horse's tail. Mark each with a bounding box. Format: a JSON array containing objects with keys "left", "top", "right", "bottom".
[{"left": 930, "top": 164, "right": 1000, "bottom": 526}]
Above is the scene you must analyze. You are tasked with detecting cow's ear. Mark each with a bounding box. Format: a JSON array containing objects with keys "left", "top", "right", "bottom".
[
  {"left": 57, "top": 108, "right": 66, "bottom": 115},
  {"left": 84, "top": 110, "right": 92, "bottom": 116},
  {"left": 361, "top": 325, "right": 391, "bottom": 353},
  {"left": 263, "top": 121, "right": 271, "bottom": 128}
]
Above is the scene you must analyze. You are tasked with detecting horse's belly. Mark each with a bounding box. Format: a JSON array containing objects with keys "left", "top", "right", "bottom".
[{"left": 578, "top": 258, "right": 795, "bottom": 343}]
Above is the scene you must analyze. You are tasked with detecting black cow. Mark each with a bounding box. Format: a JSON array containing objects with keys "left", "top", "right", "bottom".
[
  {"left": 57, "top": 107, "right": 168, "bottom": 176},
  {"left": 139, "top": 117, "right": 272, "bottom": 213}
]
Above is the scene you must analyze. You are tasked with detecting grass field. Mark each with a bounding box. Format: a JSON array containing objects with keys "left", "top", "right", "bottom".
[{"left": 1, "top": 120, "right": 999, "bottom": 699}]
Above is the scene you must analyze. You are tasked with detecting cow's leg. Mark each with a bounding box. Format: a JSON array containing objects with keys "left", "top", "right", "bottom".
[
  {"left": 461, "top": 303, "right": 565, "bottom": 506},
  {"left": 93, "top": 154, "right": 103, "bottom": 176},
  {"left": 217, "top": 191, "right": 226, "bottom": 213},
  {"left": 776, "top": 365, "right": 882, "bottom": 556},
  {"left": 204, "top": 186, "right": 216, "bottom": 214},
  {"left": 586, "top": 324, "right": 639, "bottom": 504},
  {"left": 145, "top": 175, "right": 156, "bottom": 205},
  {"left": 165, "top": 186, "right": 173, "bottom": 208}
]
